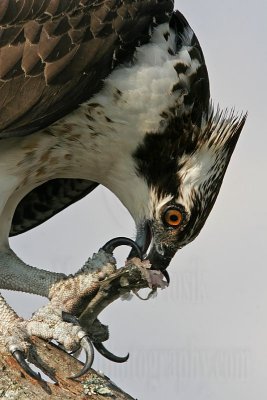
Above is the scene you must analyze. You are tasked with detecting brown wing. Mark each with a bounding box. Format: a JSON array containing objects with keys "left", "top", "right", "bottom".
[
  {"left": 10, "top": 179, "right": 98, "bottom": 236},
  {"left": 0, "top": 0, "right": 173, "bottom": 138}
]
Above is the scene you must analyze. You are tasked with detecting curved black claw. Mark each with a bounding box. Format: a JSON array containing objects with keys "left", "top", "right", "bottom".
[
  {"left": 93, "top": 341, "right": 129, "bottom": 363},
  {"left": 62, "top": 311, "right": 80, "bottom": 325},
  {"left": 62, "top": 311, "right": 94, "bottom": 378},
  {"left": 70, "top": 336, "right": 94, "bottom": 379},
  {"left": 101, "top": 237, "right": 143, "bottom": 260},
  {"left": 12, "top": 350, "right": 42, "bottom": 381},
  {"left": 162, "top": 269, "right": 170, "bottom": 284}
]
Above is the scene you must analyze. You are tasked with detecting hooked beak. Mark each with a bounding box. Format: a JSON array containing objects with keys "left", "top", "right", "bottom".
[{"left": 129, "top": 221, "right": 173, "bottom": 283}]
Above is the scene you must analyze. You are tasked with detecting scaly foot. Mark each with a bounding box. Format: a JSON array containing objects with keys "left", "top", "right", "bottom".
[{"left": 4, "top": 237, "right": 143, "bottom": 380}]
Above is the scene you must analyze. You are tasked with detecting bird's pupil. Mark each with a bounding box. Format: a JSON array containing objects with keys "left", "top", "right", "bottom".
[{"left": 170, "top": 214, "right": 178, "bottom": 221}]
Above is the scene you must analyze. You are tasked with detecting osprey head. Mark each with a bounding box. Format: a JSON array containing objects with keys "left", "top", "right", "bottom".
[{"left": 130, "top": 107, "right": 246, "bottom": 272}]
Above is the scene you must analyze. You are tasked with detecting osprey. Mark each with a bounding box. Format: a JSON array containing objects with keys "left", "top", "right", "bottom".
[{"left": 0, "top": 0, "right": 245, "bottom": 379}]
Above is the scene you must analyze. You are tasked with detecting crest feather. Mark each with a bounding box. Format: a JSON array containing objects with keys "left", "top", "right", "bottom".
[{"left": 200, "top": 105, "right": 247, "bottom": 149}]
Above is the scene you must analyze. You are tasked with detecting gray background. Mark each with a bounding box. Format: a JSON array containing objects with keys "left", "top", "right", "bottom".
[{"left": 5, "top": 1, "right": 267, "bottom": 398}]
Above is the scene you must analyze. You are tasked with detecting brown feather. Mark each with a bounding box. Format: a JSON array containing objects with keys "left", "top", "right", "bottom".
[{"left": 0, "top": 0, "right": 173, "bottom": 137}]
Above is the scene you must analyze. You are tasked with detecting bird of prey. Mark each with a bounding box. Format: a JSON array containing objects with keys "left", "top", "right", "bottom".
[{"left": 0, "top": 0, "right": 246, "bottom": 379}]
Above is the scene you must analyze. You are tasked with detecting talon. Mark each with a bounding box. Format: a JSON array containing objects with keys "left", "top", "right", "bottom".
[
  {"left": 62, "top": 311, "right": 80, "bottom": 326},
  {"left": 101, "top": 237, "right": 143, "bottom": 259},
  {"left": 162, "top": 269, "right": 170, "bottom": 284},
  {"left": 70, "top": 336, "right": 94, "bottom": 379},
  {"left": 93, "top": 341, "right": 129, "bottom": 363},
  {"left": 62, "top": 312, "right": 94, "bottom": 377},
  {"left": 12, "top": 350, "right": 42, "bottom": 381}
]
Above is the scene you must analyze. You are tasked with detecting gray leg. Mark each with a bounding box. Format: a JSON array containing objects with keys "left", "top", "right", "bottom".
[
  {"left": 0, "top": 248, "right": 68, "bottom": 353},
  {"left": 0, "top": 249, "right": 66, "bottom": 297}
]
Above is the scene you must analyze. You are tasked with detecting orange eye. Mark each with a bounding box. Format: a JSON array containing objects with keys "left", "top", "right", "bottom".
[{"left": 163, "top": 208, "right": 183, "bottom": 227}]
